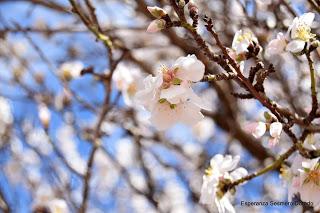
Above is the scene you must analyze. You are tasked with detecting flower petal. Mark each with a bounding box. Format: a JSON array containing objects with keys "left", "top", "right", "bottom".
[
  {"left": 300, "top": 12, "right": 315, "bottom": 26},
  {"left": 286, "top": 40, "right": 305, "bottom": 53},
  {"left": 174, "top": 54, "right": 205, "bottom": 82},
  {"left": 178, "top": 102, "right": 204, "bottom": 126}
]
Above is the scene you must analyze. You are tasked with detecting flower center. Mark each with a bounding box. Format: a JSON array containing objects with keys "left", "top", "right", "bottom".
[
  {"left": 127, "top": 83, "right": 137, "bottom": 97},
  {"left": 295, "top": 25, "right": 315, "bottom": 41},
  {"left": 160, "top": 66, "right": 181, "bottom": 89},
  {"left": 236, "top": 32, "right": 253, "bottom": 44},
  {"left": 304, "top": 163, "right": 320, "bottom": 186},
  {"left": 280, "top": 165, "right": 292, "bottom": 181},
  {"left": 205, "top": 166, "right": 213, "bottom": 177}
]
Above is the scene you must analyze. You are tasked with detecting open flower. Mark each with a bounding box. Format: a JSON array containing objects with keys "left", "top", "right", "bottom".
[
  {"left": 232, "top": 29, "right": 258, "bottom": 56},
  {"left": 135, "top": 55, "right": 209, "bottom": 130},
  {"left": 286, "top": 154, "right": 320, "bottom": 210},
  {"left": 286, "top": 13, "right": 315, "bottom": 53},
  {"left": 200, "top": 154, "right": 248, "bottom": 213}
]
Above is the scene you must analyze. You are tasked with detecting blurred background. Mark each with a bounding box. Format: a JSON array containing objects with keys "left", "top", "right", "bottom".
[{"left": 0, "top": 0, "right": 319, "bottom": 212}]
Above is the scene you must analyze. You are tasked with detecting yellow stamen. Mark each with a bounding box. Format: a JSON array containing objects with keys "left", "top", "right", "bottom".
[
  {"left": 304, "top": 163, "right": 320, "bottom": 186},
  {"left": 295, "top": 25, "right": 316, "bottom": 41},
  {"left": 205, "top": 167, "right": 213, "bottom": 176},
  {"left": 237, "top": 32, "right": 253, "bottom": 43}
]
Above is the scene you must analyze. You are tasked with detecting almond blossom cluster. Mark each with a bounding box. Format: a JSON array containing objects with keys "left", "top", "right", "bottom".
[
  {"left": 200, "top": 154, "right": 248, "bottom": 213},
  {"left": 135, "top": 55, "right": 209, "bottom": 130},
  {"left": 281, "top": 153, "right": 320, "bottom": 210},
  {"left": 266, "top": 12, "right": 316, "bottom": 55}
]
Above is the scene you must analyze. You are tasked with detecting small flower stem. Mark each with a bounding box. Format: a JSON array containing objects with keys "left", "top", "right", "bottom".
[
  {"left": 229, "top": 145, "right": 296, "bottom": 188},
  {"left": 305, "top": 52, "right": 318, "bottom": 123}
]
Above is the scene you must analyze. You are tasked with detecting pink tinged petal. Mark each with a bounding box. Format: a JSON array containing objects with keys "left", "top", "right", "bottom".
[
  {"left": 299, "top": 183, "right": 319, "bottom": 203},
  {"left": 146, "top": 19, "right": 166, "bottom": 33},
  {"left": 286, "top": 40, "right": 305, "bottom": 53},
  {"left": 269, "top": 137, "right": 279, "bottom": 147},
  {"left": 178, "top": 102, "right": 204, "bottom": 126},
  {"left": 292, "top": 176, "right": 301, "bottom": 188},
  {"left": 149, "top": 103, "right": 178, "bottom": 130},
  {"left": 265, "top": 33, "right": 287, "bottom": 56},
  {"left": 245, "top": 122, "right": 266, "bottom": 138},
  {"left": 300, "top": 12, "right": 315, "bottom": 26},
  {"left": 174, "top": 54, "right": 205, "bottom": 82},
  {"left": 270, "top": 122, "right": 283, "bottom": 138}
]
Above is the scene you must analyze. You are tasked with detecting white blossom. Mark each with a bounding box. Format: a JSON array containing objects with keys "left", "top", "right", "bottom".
[
  {"left": 58, "top": 61, "right": 83, "bottom": 81},
  {"left": 47, "top": 199, "right": 69, "bottom": 213},
  {"left": 286, "top": 13, "right": 315, "bottom": 53},
  {"left": 285, "top": 154, "right": 320, "bottom": 210},
  {"left": 232, "top": 29, "right": 258, "bottom": 55},
  {"left": 136, "top": 55, "right": 209, "bottom": 130},
  {"left": 112, "top": 63, "right": 144, "bottom": 106},
  {"left": 200, "top": 154, "right": 248, "bottom": 213},
  {"left": 192, "top": 117, "right": 215, "bottom": 142}
]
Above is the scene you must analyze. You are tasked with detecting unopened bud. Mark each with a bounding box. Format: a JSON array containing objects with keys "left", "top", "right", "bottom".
[
  {"left": 264, "top": 111, "right": 273, "bottom": 122},
  {"left": 38, "top": 104, "right": 51, "bottom": 129},
  {"left": 147, "top": 19, "right": 166, "bottom": 33},
  {"left": 309, "top": 40, "right": 320, "bottom": 52},
  {"left": 188, "top": 1, "right": 198, "bottom": 17},
  {"left": 178, "top": 0, "right": 186, "bottom": 8},
  {"left": 147, "top": 6, "right": 167, "bottom": 19}
]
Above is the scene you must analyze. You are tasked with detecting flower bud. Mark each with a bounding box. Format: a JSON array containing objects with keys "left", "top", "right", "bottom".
[
  {"left": 263, "top": 111, "right": 273, "bottom": 122},
  {"left": 38, "top": 104, "right": 51, "bottom": 129},
  {"left": 269, "top": 122, "right": 282, "bottom": 138},
  {"left": 188, "top": 1, "right": 198, "bottom": 17},
  {"left": 178, "top": 0, "right": 186, "bottom": 8},
  {"left": 147, "top": 19, "right": 166, "bottom": 33},
  {"left": 147, "top": 6, "right": 167, "bottom": 19}
]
